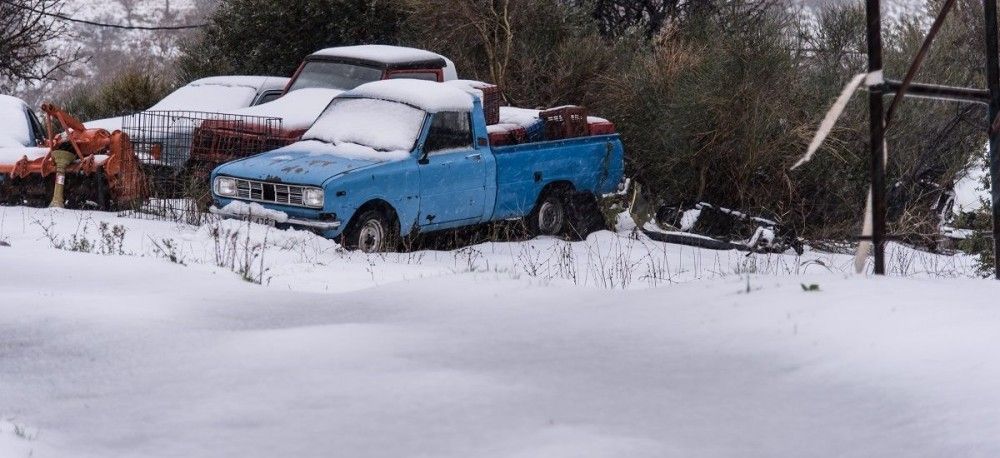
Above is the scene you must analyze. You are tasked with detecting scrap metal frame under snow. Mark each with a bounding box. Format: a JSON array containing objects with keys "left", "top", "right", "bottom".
[
  {"left": 864, "top": 0, "right": 1000, "bottom": 278},
  {"left": 119, "top": 110, "right": 286, "bottom": 225}
]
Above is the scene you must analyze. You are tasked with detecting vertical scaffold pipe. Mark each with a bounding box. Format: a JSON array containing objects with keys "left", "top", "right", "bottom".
[
  {"left": 865, "top": 0, "right": 887, "bottom": 275},
  {"left": 984, "top": 0, "right": 1000, "bottom": 279}
]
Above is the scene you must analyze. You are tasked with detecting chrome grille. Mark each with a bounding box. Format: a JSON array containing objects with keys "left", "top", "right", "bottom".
[{"left": 233, "top": 178, "right": 310, "bottom": 207}]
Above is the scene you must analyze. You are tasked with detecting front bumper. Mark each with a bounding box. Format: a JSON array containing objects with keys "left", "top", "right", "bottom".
[{"left": 209, "top": 205, "right": 341, "bottom": 230}]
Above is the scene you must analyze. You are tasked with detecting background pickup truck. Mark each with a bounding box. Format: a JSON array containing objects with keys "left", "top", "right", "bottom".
[
  {"left": 186, "top": 45, "right": 458, "bottom": 179},
  {"left": 210, "top": 79, "right": 624, "bottom": 252}
]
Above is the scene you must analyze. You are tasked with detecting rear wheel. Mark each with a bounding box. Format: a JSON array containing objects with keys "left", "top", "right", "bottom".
[
  {"left": 342, "top": 209, "right": 399, "bottom": 253},
  {"left": 528, "top": 189, "right": 569, "bottom": 237},
  {"left": 527, "top": 187, "right": 605, "bottom": 240}
]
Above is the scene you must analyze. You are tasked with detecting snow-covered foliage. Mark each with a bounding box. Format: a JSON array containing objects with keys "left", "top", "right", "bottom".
[
  {"left": 13, "top": 0, "right": 206, "bottom": 105},
  {"left": 301, "top": 97, "right": 426, "bottom": 159},
  {"left": 348, "top": 79, "right": 474, "bottom": 113}
]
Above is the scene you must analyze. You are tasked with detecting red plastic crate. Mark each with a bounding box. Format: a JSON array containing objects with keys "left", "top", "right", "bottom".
[
  {"left": 588, "top": 119, "right": 616, "bottom": 135},
  {"left": 540, "top": 106, "right": 589, "bottom": 140}
]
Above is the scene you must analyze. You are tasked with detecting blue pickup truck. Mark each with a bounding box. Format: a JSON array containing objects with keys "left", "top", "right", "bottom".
[{"left": 210, "top": 79, "right": 624, "bottom": 252}]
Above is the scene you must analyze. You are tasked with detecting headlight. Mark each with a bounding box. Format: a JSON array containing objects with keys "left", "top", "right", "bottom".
[
  {"left": 303, "top": 188, "right": 324, "bottom": 208},
  {"left": 215, "top": 177, "right": 237, "bottom": 197}
]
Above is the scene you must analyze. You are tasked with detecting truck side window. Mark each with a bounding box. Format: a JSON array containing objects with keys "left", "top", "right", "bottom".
[{"left": 425, "top": 111, "right": 472, "bottom": 153}]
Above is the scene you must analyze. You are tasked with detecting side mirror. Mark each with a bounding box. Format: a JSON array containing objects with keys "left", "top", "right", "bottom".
[{"left": 418, "top": 151, "right": 429, "bottom": 165}]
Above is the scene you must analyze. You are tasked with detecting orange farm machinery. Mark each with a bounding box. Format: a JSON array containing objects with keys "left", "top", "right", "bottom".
[{"left": 0, "top": 104, "right": 147, "bottom": 210}]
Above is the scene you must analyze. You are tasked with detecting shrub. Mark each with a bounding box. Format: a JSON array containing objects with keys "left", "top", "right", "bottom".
[
  {"left": 177, "top": 0, "right": 408, "bottom": 80},
  {"left": 59, "top": 68, "right": 173, "bottom": 121}
]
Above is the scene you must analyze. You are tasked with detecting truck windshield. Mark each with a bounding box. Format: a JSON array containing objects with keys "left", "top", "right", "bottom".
[
  {"left": 287, "top": 61, "right": 384, "bottom": 93},
  {"left": 303, "top": 98, "right": 426, "bottom": 154}
]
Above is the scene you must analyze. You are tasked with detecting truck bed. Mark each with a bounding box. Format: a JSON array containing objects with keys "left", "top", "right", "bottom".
[{"left": 491, "top": 134, "right": 624, "bottom": 220}]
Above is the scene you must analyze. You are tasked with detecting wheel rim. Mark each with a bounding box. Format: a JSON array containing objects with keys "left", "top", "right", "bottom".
[
  {"left": 538, "top": 199, "right": 564, "bottom": 235},
  {"left": 358, "top": 219, "right": 385, "bottom": 253}
]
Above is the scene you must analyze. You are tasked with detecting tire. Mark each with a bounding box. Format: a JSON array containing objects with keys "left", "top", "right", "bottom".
[
  {"left": 565, "top": 192, "right": 605, "bottom": 241},
  {"left": 342, "top": 209, "right": 399, "bottom": 253},
  {"left": 527, "top": 189, "right": 569, "bottom": 237}
]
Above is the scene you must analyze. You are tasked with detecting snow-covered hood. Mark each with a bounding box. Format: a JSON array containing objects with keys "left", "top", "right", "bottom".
[
  {"left": 215, "top": 141, "right": 396, "bottom": 186},
  {"left": 85, "top": 116, "right": 125, "bottom": 132},
  {"left": 229, "top": 88, "right": 343, "bottom": 131}
]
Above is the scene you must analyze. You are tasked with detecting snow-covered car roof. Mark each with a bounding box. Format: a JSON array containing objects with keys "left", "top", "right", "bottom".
[
  {"left": 345, "top": 79, "right": 474, "bottom": 113},
  {"left": 311, "top": 45, "right": 446, "bottom": 67},
  {"left": 186, "top": 75, "right": 289, "bottom": 92},
  {"left": 0, "top": 95, "right": 33, "bottom": 147},
  {"left": 85, "top": 75, "right": 290, "bottom": 131}
]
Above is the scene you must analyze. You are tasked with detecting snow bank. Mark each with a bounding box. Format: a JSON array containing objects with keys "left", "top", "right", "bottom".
[
  {"left": 303, "top": 98, "right": 425, "bottom": 157},
  {"left": 0, "top": 95, "right": 31, "bottom": 147},
  {"left": 232, "top": 88, "right": 342, "bottom": 130},
  {"left": 0, "top": 231, "right": 998, "bottom": 457},
  {"left": 348, "top": 79, "right": 473, "bottom": 113}
]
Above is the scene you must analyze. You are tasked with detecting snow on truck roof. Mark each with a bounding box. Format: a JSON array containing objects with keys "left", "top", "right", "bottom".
[
  {"left": 310, "top": 45, "right": 459, "bottom": 80},
  {"left": 311, "top": 45, "right": 446, "bottom": 66},
  {"left": 345, "top": 79, "right": 475, "bottom": 112}
]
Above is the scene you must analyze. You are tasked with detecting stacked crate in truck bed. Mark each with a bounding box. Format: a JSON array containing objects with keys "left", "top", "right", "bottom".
[{"left": 488, "top": 106, "right": 616, "bottom": 146}]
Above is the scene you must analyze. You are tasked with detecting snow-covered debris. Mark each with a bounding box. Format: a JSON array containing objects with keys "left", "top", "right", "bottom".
[
  {"left": 498, "top": 107, "right": 541, "bottom": 128},
  {"left": 348, "top": 79, "right": 474, "bottom": 113},
  {"left": 0, "top": 95, "right": 32, "bottom": 147},
  {"left": 302, "top": 97, "right": 425, "bottom": 159},
  {"left": 216, "top": 201, "right": 289, "bottom": 223},
  {"left": 0, "top": 147, "right": 48, "bottom": 164},
  {"left": 232, "top": 88, "right": 342, "bottom": 130},
  {"left": 953, "top": 153, "right": 989, "bottom": 213}
]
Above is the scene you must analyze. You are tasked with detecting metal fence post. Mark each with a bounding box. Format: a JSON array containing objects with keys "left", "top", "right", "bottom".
[
  {"left": 985, "top": 0, "right": 1000, "bottom": 279},
  {"left": 866, "top": 0, "right": 887, "bottom": 275}
]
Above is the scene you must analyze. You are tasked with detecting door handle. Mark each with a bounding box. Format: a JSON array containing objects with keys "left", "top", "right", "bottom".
[{"left": 465, "top": 153, "right": 483, "bottom": 161}]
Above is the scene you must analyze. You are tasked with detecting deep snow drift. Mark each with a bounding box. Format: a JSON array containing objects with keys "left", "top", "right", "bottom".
[{"left": 0, "top": 207, "right": 996, "bottom": 457}]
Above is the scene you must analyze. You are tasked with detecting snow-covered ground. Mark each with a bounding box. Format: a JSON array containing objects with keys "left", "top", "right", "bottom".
[{"left": 1, "top": 206, "right": 997, "bottom": 457}]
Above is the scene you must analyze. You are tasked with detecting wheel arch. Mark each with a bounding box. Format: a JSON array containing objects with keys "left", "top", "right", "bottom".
[{"left": 346, "top": 198, "right": 401, "bottom": 233}]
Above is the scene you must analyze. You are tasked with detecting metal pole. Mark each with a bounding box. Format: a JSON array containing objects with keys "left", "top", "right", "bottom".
[
  {"left": 866, "top": 0, "right": 887, "bottom": 275},
  {"left": 984, "top": 0, "right": 1000, "bottom": 279}
]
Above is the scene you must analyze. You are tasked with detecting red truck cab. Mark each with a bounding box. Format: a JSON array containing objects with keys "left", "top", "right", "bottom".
[
  {"left": 188, "top": 45, "right": 457, "bottom": 180},
  {"left": 283, "top": 45, "right": 457, "bottom": 94}
]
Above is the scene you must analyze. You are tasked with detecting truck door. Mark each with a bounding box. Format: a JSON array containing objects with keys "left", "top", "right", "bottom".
[{"left": 417, "top": 111, "right": 488, "bottom": 227}]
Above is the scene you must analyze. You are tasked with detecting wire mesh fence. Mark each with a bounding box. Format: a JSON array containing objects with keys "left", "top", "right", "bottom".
[{"left": 117, "top": 110, "right": 289, "bottom": 225}]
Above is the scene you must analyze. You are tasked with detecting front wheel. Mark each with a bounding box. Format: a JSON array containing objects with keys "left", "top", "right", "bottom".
[{"left": 341, "top": 209, "right": 399, "bottom": 253}]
